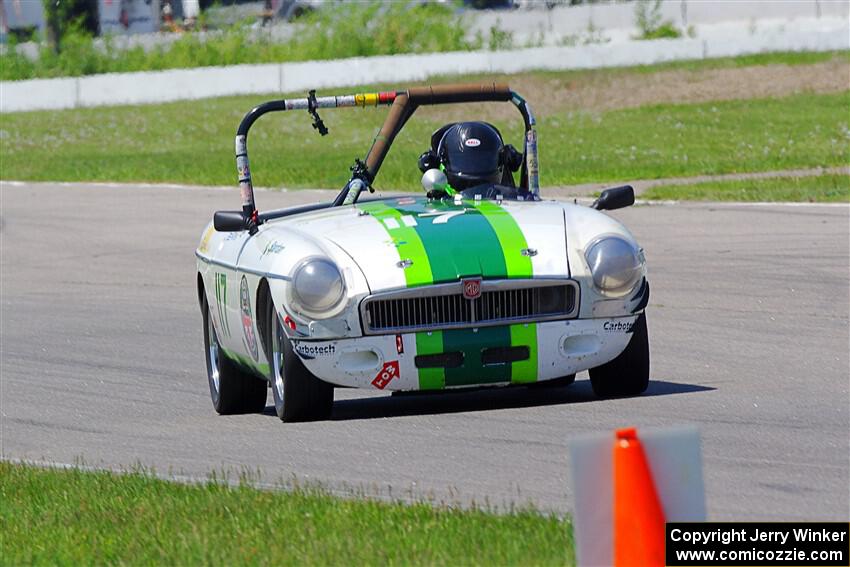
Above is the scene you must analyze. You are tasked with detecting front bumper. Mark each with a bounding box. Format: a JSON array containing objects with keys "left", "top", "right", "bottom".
[{"left": 290, "top": 316, "right": 639, "bottom": 391}]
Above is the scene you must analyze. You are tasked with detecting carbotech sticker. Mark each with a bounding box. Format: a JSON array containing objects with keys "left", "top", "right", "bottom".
[
  {"left": 240, "top": 275, "right": 259, "bottom": 361},
  {"left": 291, "top": 341, "right": 336, "bottom": 360},
  {"left": 603, "top": 320, "right": 635, "bottom": 333},
  {"left": 371, "top": 361, "right": 400, "bottom": 390}
]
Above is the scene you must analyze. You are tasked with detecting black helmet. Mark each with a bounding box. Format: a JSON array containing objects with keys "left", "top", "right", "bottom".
[{"left": 436, "top": 122, "right": 504, "bottom": 190}]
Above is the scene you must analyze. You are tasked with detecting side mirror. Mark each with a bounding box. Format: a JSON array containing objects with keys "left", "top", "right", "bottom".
[
  {"left": 213, "top": 210, "right": 246, "bottom": 232},
  {"left": 592, "top": 185, "right": 635, "bottom": 211},
  {"left": 421, "top": 168, "right": 448, "bottom": 192}
]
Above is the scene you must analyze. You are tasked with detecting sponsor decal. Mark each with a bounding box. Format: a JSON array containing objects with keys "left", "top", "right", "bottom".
[
  {"left": 236, "top": 155, "right": 250, "bottom": 179},
  {"left": 463, "top": 278, "right": 482, "bottom": 300},
  {"left": 240, "top": 275, "right": 259, "bottom": 361},
  {"left": 465, "top": 138, "right": 481, "bottom": 147},
  {"left": 291, "top": 341, "right": 336, "bottom": 360},
  {"left": 371, "top": 361, "right": 400, "bottom": 390},
  {"left": 214, "top": 273, "right": 230, "bottom": 338},
  {"left": 239, "top": 181, "right": 253, "bottom": 207},
  {"left": 396, "top": 197, "right": 416, "bottom": 206},
  {"left": 235, "top": 135, "right": 247, "bottom": 156},
  {"left": 261, "top": 240, "right": 285, "bottom": 257},
  {"left": 199, "top": 225, "right": 214, "bottom": 253},
  {"left": 603, "top": 320, "right": 635, "bottom": 333},
  {"left": 224, "top": 232, "right": 241, "bottom": 241},
  {"left": 395, "top": 334, "right": 404, "bottom": 354}
]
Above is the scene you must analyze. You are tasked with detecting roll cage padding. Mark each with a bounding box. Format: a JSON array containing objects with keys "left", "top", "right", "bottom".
[{"left": 363, "top": 84, "right": 512, "bottom": 180}]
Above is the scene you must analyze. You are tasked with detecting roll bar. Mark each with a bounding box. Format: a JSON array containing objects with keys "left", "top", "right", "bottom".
[{"left": 227, "top": 84, "right": 538, "bottom": 233}]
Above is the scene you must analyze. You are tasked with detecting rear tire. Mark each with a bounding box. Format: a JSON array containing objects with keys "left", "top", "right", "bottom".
[
  {"left": 267, "top": 301, "right": 333, "bottom": 422},
  {"left": 589, "top": 313, "right": 650, "bottom": 398},
  {"left": 203, "top": 297, "right": 267, "bottom": 414}
]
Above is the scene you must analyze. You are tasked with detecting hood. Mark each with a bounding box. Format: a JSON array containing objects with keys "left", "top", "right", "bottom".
[{"left": 278, "top": 196, "right": 570, "bottom": 292}]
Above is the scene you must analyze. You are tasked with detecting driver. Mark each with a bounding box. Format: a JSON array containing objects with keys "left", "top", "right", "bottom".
[{"left": 418, "top": 121, "right": 523, "bottom": 196}]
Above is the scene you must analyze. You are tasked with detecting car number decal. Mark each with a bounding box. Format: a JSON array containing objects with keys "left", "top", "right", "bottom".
[{"left": 214, "top": 272, "right": 231, "bottom": 338}]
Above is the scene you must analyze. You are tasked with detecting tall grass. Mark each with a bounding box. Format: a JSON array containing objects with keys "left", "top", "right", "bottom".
[
  {"left": 0, "top": 462, "right": 574, "bottom": 566},
  {"left": 0, "top": 3, "right": 506, "bottom": 81}
]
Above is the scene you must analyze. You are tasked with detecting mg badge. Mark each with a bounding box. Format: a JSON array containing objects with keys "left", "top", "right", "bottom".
[{"left": 463, "top": 278, "right": 482, "bottom": 300}]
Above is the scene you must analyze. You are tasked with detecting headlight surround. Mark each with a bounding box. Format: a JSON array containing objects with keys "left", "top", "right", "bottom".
[
  {"left": 290, "top": 257, "right": 346, "bottom": 318},
  {"left": 584, "top": 236, "right": 643, "bottom": 297}
]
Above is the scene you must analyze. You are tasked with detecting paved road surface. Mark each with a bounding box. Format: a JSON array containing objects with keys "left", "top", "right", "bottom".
[{"left": 2, "top": 181, "right": 847, "bottom": 520}]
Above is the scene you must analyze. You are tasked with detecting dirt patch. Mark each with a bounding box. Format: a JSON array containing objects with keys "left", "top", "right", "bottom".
[{"left": 415, "top": 58, "right": 850, "bottom": 123}]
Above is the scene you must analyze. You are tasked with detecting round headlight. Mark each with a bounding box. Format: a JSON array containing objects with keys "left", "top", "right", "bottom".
[
  {"left": 585, "top": 236, "right": 643, "bottom": 296},
  {"left": 292, "top": 258, "right": 345, "bottom": 313}
]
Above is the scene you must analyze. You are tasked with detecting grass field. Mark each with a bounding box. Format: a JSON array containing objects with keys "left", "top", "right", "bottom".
[
  {"left": 0, "top": 462, "right": 573, "bottom": 566},
  {"left": 642, "top": 174, "right": 850, "bottom": 202},
  {"left": 1, "top": 90, "right": 847, "bottom": 192},
  {"left": 1, "top": 51, "right": 848, "bottom": 200}
]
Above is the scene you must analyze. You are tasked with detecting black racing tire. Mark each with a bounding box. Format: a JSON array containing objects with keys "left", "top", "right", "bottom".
[
  {"left": 528, "top": 374, "right": 576, "bottom": 389},
  {"left": 202, "top": 296, "right": 267, "bottom": 415},
  {"left": 589, "top": 313, "right": 650, "bottom": 398},
  {"left": 266, "top": 300, "right": 333, "bottom": 422}
]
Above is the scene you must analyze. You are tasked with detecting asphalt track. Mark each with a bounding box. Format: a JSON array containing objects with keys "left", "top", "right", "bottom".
[{"left": 2, "top": 181, "right": 848, "bottom": 520}]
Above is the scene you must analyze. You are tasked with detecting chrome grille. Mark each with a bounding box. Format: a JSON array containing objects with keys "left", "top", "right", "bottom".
[{"left": 361, "top": 279, "right": 579, "bottom": 335}]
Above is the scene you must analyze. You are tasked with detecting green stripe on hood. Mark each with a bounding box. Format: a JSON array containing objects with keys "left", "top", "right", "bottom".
[
  {"left": 474, "top": 200, "right": 533, "bottom": 279},
  {"left": 357, "top": 201, "right": 433, "bottom": 287},
  {"left": 359, "top": 197, "right": 533, "bottom": 285}
]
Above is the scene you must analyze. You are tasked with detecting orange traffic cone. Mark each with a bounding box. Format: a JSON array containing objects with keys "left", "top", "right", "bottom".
[{"left": 613, "top": 427, "right": 666, "bottom": 567}]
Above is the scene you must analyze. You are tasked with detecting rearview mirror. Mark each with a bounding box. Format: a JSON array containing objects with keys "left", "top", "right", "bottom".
[
  {"left": 421, "top": 168, "right": 448, "bottom": 193},
  {"left": 213, "top": 210, "right": 246, "bottom": 232},
  {"left": 592, "top": 185, "right": 635, "bottom": 211}
]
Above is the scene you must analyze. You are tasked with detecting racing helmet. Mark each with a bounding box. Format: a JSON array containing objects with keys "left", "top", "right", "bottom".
[{"left": 436, "top": 122, "right": 505, "bottom": 190}]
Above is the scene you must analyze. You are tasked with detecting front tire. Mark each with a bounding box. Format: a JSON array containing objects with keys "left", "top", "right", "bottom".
[
  {"left": 202, "top": 297, "right": 267, "bottom": 414},
  {"left": 589, "top": 313, "right": 650, "bottom": 398},
  {"left": 267, "top": 301, "right": 333, "bottom": 422}
]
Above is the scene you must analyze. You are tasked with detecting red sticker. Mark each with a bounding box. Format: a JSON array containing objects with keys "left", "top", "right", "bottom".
[{"left": 371, "top": 361, "right": 400, "bottom": 390}]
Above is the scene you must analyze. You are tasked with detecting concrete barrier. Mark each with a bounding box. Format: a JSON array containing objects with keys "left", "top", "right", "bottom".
[{"left": 1, "top": 24, "right": 847, "bottom": 113}]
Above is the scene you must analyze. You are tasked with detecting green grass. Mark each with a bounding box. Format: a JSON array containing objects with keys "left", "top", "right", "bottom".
[
  {"left": 1, "top": 85, "right": 846, "bottom": 195},
  {"left": 0, "top": 3, "right": 498, "bottom": 81},
  {"left": 642, "top": 174, "right": 850, "bottom": 202},
  {"left": 0, "top": 462, "right": 572, "bottom": 566},
  {"left": 624, "top": 49, "right": 850, "bottom": 73}
]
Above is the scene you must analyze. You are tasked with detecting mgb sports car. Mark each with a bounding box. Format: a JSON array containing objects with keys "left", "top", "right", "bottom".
[{"left": 196, "top": 83, "right": 650, "bottom": 422}]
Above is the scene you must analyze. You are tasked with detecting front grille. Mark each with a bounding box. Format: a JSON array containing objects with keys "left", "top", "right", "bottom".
[{"left": 361, "top": 279, "right": 579, "bottom": 335}]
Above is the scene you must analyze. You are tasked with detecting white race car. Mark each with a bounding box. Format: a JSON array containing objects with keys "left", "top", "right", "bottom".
[{"left": 196, "top": 84, "right": 650, "bottom": 422}]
